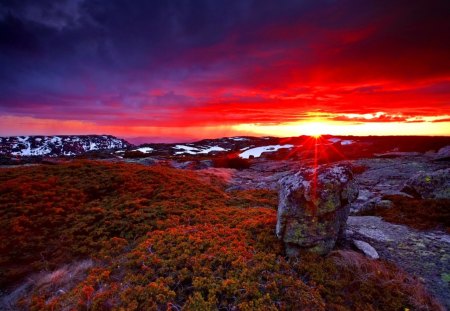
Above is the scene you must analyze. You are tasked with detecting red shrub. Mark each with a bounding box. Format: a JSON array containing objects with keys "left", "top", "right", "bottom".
[
  {"left": 212, "top": 155, "right": 251, "bottom": 170},
  {"left": 0, "top": 161, "right": 443, "bottom": 310}
]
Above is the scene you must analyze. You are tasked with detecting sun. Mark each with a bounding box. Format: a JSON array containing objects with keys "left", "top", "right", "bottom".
[{"left": 300, "top": 121, "right": 328, "bottom": 137}]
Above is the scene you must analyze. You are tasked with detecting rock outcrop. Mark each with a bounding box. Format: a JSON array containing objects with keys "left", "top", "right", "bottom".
[
  {"left": 434, "top": 145, "right": 450, "bottom": 161},
  {"left": 348, "top": 216, "right": 450, "bottom": 309},
  {"left": 402, "top": 168, "right": 450, "bottom": 199},
  {"left": 276, "top": 164, "right": 359, "bottom": 256}
]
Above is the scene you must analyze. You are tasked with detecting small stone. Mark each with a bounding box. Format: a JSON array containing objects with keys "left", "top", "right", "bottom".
[{"left": 353, "top": 240, "right": 379, "bottom": 259}]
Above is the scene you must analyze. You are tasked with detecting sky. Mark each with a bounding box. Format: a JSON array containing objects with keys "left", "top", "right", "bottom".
[{"left": 0, "top": 0, "right": 449, "bottom": 142}]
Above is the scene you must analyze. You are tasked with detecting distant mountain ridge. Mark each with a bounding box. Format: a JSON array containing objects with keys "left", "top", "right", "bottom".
[
  {"left": 0, "top": 135, "right": 131, "bottom": 157},
  {"left": 129, "top": 135, "right": 450, "bottom": 159},
  {"left": 1, "top": 135, "right": 449, "bottom": 161}
]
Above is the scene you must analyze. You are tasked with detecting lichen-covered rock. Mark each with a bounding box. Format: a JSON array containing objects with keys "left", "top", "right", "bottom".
[
  {"left": 276, "top": 163, "right": 359, "bottom": 256},
  {"left": 402, "top": 168, "right": 450, "bottom": 199}
]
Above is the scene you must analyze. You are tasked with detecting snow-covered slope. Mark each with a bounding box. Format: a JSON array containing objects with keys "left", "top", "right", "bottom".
[{"left": 0, "top": 135, "right": 130, "bottom": 157}]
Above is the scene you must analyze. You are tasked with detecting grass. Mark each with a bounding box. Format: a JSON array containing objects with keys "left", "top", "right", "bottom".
[{"left": 0, "top": 161, "right": 444, "bottom": 310}]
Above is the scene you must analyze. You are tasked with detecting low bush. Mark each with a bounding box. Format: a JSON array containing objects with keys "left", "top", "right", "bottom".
[
  {"left": 213, "top": 155, "right": 251, "bottom": 170},
  {"left": 123, "top": 150, "right": 150, "bottom": 158},
  {"left": 360, "top": 195, "right": 450, "bottom": 233},
  {"left": 295, "top": 251, "right": 444, "bottom": 311},
  {"left": 0, "top": 161, "right": 443, "bottom": 310},
  {"left": 351, "top": 164, "right": 368, "bottom": 174}
]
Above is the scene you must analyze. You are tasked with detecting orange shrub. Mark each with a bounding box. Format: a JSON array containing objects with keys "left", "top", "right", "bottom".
[{"left": 0, "top": 161, "right": 443, "bottom": 310}]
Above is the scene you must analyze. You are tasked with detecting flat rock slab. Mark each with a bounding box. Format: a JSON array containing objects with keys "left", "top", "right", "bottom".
[
  {"left": 349, "top": 157, "right": 449, "bottom": 213},
  {"left": 348, "top": 216, "right": 450, "bottom": 309}
]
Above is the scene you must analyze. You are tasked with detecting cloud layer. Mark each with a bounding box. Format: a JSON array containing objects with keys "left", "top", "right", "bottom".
[{"left": 0, "top": 0, "right": 449, "bottom": 137}]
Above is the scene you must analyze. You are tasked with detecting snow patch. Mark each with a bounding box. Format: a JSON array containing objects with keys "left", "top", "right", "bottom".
[
  {"left": 239, "top": 144, "right": 294, "bottom": 159},
  {"left": 135, "top": 147, "right": 154, "bottom": 153},
  {"left": 89, "top": 142, "right": 99, "bottom": 151},
  {"left": 328, "top": 138, "right": 341, "bottom": 143},
  {"left": 341, "top": 140, "right": 354, "bottom": 145},
  {"left": 230, "top": 137, "right": 248, "bottom": 141},
  {"left": 51, "top": 136, "right": 62, "bottom": 144},
  {"left": 173, "top": 145, "right": 200, "bottom": 155},
  {"left": 173, "top": 145, "right": 228, "bottom": 155},
  {"left": 197, "top": 146, "right": 227, "bottom": 154}
]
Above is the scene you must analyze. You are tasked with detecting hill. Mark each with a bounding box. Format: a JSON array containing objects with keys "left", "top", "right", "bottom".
[
  {"left": 0, "top": 135, "right": 130, "bottom": 157},
  {"left": 0, "top": 161, "right": 442, "bottom": 310}
]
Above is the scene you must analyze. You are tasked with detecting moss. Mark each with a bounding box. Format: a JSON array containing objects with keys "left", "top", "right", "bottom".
[
  {"left": 321, "top": 197, "right": 339, "bottom": 213},
  {"left": 441, "top": 273, "right": 450, "bottom": 283}
]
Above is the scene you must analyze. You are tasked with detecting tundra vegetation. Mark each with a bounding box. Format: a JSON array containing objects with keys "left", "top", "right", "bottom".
[
  {"left": 360, "top": 195, "right": 450, "bottom": 233},
  {"left": 0, "top": 161, "right": 443, "bottom": 310}
]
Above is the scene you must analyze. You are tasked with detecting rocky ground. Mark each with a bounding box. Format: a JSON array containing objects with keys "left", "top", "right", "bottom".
[
  {"left": 349, "top": 155, "right": 449, "bottom": 213},
  {"left": 2, "top": 143, "right": 449, "bottom": 308},
  {"left": 222, "top": 153, "right": 450, "bottom": 309},
  {"left": 225, "top": 160, "right": 303, "bottom": 191},
  {"left": 347, "top": 155, "right": 450, "bottom": 309},
  {"left": 347, "top": 216, "right": 450, "bottom": 309}
]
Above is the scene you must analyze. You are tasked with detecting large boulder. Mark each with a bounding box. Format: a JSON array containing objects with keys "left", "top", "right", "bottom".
[
  {"left": 402, "top": 168, "right": 450, "bottom": 199},
  {"left": 276, "top": 164, "right": 359, "bottom": 256}
]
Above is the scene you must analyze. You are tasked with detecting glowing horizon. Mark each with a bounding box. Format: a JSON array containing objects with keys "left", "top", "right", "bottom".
[{"left": 1, "top": 114, "right": 448, "bottom": 144}]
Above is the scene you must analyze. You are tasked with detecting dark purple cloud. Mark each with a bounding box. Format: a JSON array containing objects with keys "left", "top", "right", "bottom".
[{"left": 0, "top": 0, "right": 449, "bottom": 133}]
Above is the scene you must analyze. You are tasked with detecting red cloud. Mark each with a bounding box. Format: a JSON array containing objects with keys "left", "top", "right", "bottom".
[{"left": 1, "top": 1, "right": 449, "bottom": 136}]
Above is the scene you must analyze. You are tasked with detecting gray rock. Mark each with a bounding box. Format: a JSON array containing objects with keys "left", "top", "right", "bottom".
[
  {"left": 348, "top": 216, "right": 396, "bottom": 242},
  {"left": 170, "top": 161, "right": 194, "bottom": 169},
  {"left": 348, "top": 216, "right": 450, "bottom": 309},
  {"left": 124, "top": 157, "right": 159, "bottom": 166},
  {"left": 355, "top": 227, "right": 392, "bottom": 242},
  {"left": 434, "top": 145, "right": 450, "bottom": 161},
  {"left": 374, "top": 152, "right": 421, "bottom": 158},
  {"left": 402, "top": 168, "right": 450, "bottom": 199},
  {"left": 198, "top": 160, "right": 214, "bottom": 169},
  {"left": 348, "top": 156, "right": 447, "bottom": 214},
  {"left": 344, "top": 229, "right": 355, "bottom": 240},
  {"left": 225, "top": 185, "right": 245, "bottom": 192},
  {"left": 353, "top": 239, "right": 379, "bottom": 259},
  {"left": 351, "top": 197, "right": 394, "bottom": 214},
  {"left": 276, "top": 163, "right": 358, "bottom": 256},
  {"left": 375, "top": 199, "right": 393, "bottom": 209}
]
